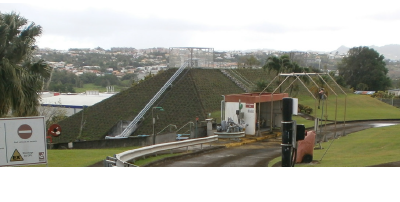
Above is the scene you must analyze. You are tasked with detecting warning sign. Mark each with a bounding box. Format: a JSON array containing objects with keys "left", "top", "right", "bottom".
[
  {"left": 0, "top": 117, "right": 47, "bottom": 166},
  {"left": 10, "top": 149, "right": 24, "bottom": 162},
  {"left": 246, "top": 104, "right": 254, "bottom": 108}
]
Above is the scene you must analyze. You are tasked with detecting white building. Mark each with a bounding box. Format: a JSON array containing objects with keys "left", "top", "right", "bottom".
[
  {"left": 223, "top": 92, "right": 289, "bottom": 135},
  {"left": 39, "top": 92, "right": 116, "bottom": 121}
]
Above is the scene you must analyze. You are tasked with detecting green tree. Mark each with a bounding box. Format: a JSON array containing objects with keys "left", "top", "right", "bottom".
[
  {"left": 94, "top": 74, "right": 120, "bottom": 87},
  {"left": 80, "top": 72, "right": 98, "bottom": 84},
  {"left": 338, "top": 46, "right": 391, "bottom": 91},
  {"left": 263, "top": 55, "right": 308, "bottom": 95},
  {"left": 253, "top": 79, "right": 271, "bottom": 92},
  {"left": 245, "top": 55, "right": 260, "bottom": 68},
  {"left": 262, "top": 55, "right": 290, "bottom": 92},
  {"left": 0, "top": 12, "right": 52, "bottom": 117},
  {"left": 237, "top": 55, "right": 260, "bottom": 68},
  {"left": 49, "top": 70, "right": 78, "bottom": 87},
  {"left": 121, "top": 73, "right": 138, "bottom": 81},
  {"left": 263, "top": 54, "right": 291, "bottom": 74},
  {"left": 48, "top": 83, "right": 75, "bottom": 93},
  {"left": 356, "top": 83, "right": 369, "bottom": 91}
]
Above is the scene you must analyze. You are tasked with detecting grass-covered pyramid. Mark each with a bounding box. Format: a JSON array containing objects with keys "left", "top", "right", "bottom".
[{"left": 55, "top": 68, "right": 247, "bottom": 143}]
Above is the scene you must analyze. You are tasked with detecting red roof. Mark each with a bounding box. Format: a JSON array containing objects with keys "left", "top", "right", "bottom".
[{"left": 224, "top": 92, "right": 289, "bottom": 103}]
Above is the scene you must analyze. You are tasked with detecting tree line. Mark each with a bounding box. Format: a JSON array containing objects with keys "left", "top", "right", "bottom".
[
  {"left": 260, "top": 46, "right": 391, "bottom": 93},
  {"left": 47, "top": 70, "right": 138, "bottom": 93}
]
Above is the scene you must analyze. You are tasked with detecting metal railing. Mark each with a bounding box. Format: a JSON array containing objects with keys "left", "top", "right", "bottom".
[
  {"left": 228, "top": 69, "right": 255, "bottom": 89},
  {"left": 220, "top": 69, "right": 251, "bottom": 92},
  {"left": 156, "top": 124, "right": 177, "bottom": 135},
  {"left": 105, "top": 62, "right": 189, "bottom": 139},
  {"left": 175, "top": 121, "right": 194, "bottom": 134},
  {"left": 106, "top": 135, "right": 218, "bottom": 167}
]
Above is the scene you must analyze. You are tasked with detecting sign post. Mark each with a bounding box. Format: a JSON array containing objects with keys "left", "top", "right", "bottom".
[{"left": 0, "top": 117, "right": 47, "bottom": 167}]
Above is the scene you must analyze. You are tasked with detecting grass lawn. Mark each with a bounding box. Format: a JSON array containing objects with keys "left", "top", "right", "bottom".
[
  {"left": 297, "top": 93, "right": 400, "bottom": 121},
  {"left": 74, "top": 83, "right": 128, "bottom": 93},
  {"left": 26, "top": 146, "right": 140, "bottom": 167},
  {"left": 270, "top": 124, "right": 400, "bottom": 167},
  {"left": 210, "top": 110, "right": 221, "bottom": 123},
  {"left": 292, "top": 115, "right": 317, "bottom": 128}
]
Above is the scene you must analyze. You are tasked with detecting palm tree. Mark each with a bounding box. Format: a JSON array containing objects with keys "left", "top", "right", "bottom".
[
  {"left": 253, "top": 79, "right": 272, "bottom": 92},
  {"left": 0, "top": 12, "right": 52, "bottom": 117},
  {"left": 263, "top": 54, "right": 291, "bottom": 75},
  {"left": 262, "top": 55, "right": 291, "bottom": 93},
  {"left": 263, "top": 54, "right": 310, "bottom": 95}
]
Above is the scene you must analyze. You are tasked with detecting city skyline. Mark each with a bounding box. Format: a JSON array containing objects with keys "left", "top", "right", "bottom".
[{"left": 2, "top": 1, "right": 400, "bottom": 52}]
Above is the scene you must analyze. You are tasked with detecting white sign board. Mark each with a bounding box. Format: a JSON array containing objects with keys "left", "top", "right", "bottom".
[
  {"left": 0, "top": 117, "right": 47, "bottom": 166},
  {"left": 292, "top": 98, "right": 298, "bottom": 115}
]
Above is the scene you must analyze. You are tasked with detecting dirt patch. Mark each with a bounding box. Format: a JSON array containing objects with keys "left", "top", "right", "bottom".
[{"left": 369, "top": 161, "right": 400, "bottom": 167}]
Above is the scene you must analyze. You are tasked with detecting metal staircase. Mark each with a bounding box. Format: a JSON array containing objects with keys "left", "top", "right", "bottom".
[
  {"left": 105, "top": 61, "right": 189, "bottom": 139},
  {"left": 220, "top": 69, "right": 252, "bottom": 93},
  {"left": 228, "top": 69, "right": 255, "bottom": 89}
]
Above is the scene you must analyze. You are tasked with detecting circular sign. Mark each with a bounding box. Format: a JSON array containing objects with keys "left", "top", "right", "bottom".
[
  {"left": 18, "top": 124, "right": 33, "bottom": 139},
  {"left": 48, "top": 124, "right": 62, "bottom": 137}
]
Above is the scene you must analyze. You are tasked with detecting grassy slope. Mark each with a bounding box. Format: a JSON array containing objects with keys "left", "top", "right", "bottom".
[
  {"left": 299, "top": 124, "right": 400, "bottom": 167},
  {"left": 298, "top": 94, "right": 400, "bottom": 121},
  {"left": 134, "top": 69, "right": 207, "bottom": 135},
  {"left": 56, "top": 69, "right": 176, "bottom": 143},
  {"left": 56, "top": 69, "right": 244, "bottom": 143},
  {"left": 134, "top": 69, "right": 244, "bottom": 135},
  {"left": 191, "top": 69, "right": 245, "bottom": 113}
]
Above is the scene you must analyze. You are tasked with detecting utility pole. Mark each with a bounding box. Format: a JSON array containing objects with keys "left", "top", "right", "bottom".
[
  {"left": 152, "top": 107, "right": 164, "bottom": 145},
  {"left": 195, "top": 116, "right": 199, "bottom": 138}
]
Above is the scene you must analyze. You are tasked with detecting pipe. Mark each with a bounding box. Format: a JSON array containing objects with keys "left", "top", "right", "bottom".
[{"left": 221, "top": 95, "right": 225, "bottom": 122}]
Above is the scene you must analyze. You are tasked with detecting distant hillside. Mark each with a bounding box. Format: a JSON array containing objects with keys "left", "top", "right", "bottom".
[{"left": 334, "top": 44, "right": 400, "bottom": 60}]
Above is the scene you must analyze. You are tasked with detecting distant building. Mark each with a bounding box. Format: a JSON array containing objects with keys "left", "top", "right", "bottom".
[
  {"left": 39, "top": 91, "right": 117, "bottom": 121},
  {"left": 354, "top": 91, "right": 375, "bottom": 95},
  {"left": 388, "top": 89, "right": 400, "bottom": 96}
]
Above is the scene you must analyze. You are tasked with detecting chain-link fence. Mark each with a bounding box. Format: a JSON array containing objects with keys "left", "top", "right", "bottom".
[{"left": 379, "top": 98, "right": 400, "bottom": 107}]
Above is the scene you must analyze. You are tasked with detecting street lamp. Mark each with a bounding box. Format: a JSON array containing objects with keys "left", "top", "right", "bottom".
[{"left": 152, "top": 107, "right": 164, "bottom": 145}]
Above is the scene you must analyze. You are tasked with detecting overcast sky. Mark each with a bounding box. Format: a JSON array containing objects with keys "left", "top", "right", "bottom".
[{"left": 2, "top": 1, "right": 400, "bottom": 52}]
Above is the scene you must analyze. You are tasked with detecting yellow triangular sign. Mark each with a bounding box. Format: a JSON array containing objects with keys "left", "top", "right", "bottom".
[{"left": 10, "top": 149, "right": 24, "bottom": 162}]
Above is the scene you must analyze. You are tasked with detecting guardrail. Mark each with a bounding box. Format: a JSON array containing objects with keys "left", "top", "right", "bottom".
[
  {"left": 104, "top": 135, "right": 218, "bottom": 167},
  {"left": 214, "top": 132, "right": 245, "bottom": 139}
]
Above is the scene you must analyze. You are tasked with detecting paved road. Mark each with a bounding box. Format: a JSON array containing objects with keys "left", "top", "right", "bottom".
[{"left": 151, "top": 120, "right": 400, "bottom": 167}]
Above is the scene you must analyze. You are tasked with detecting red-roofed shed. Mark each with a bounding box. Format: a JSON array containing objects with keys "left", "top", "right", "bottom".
[{"left": 223, "top": 92, "right": 289, "bottom": 135}]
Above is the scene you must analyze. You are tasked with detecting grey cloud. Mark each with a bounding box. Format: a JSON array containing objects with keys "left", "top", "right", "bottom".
[
  {"left": 246, "top": 21, "right": 344, "bottom": 34},
  {"left": 2, "top": 4, "right": 295, "bottom": 37},
  {"left": 369, "top": 10, "right": 400, "bottom": 21}
]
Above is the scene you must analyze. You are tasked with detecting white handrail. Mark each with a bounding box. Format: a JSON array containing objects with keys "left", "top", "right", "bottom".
[
  {"left": 114, "top": 135, "right": 218, "bottom": 167},
  {"left": 229, "top": 69, "right": 255, "bottom": 87},
  {"left": 106, "top": 61, "right": 189, "bottom": 139}
]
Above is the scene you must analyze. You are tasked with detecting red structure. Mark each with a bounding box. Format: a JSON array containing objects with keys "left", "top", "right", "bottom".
[
  {"left": 224, "top": 92, "right": 288, "bottom": 103},
  {"left": 296, "top": 130, "right": 316, "bottom": 163}
]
